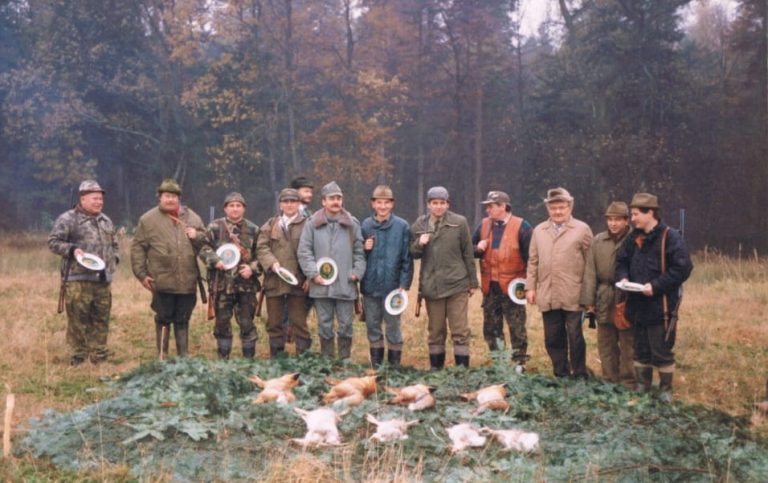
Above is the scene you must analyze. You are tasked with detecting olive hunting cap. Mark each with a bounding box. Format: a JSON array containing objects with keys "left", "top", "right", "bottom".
[
  {"left": 78, "top": 180, "right": 105, "bottom": 194},
  {"left": 279, "top": 188, "right": 301, "bottom": 202},
  {"left": 371, "top": 185, "right": 394, "bottom": 201},
  {"left": 157, "top": 178, "right": 182, "bottom": 196},
  {"left": 291, "top": 176, "right": 314, "bottom": 189},
  {"left": 320, "top": 181, "right": 343, "bottom": 198},
  {"left": 544, "top": 187, "right": 573, "bottom": 204},
  {"left": 629, "top": 192, "right": 660, "bottom": 209},
  {"left": 605, "top": 201, "right": 629, "bottom": 217},
  {"left": 481, "top": 190, "right": 511, "bottom": 206},
  {"left": 223, "top": 192, "right": 246, "bottom": 207},
  {"left": 426, "top": 186, "right": 449, "bottom": 201}
]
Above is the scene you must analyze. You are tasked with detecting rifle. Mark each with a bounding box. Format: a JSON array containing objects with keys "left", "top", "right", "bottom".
[
  {"left": 255, "top": 286, "right": 266, "bottom": 318},
  {"left": 664, "top": 287, "right": 683, "bottom": 343},
  {"left": 57, "top": 255, "right": 73, "bottom": 314},
  {"left": 207, "top": 271, "right": 217, "bottom": 321},
  {"left": 414, "top": 291, "right": 424, "bottom": 318}
]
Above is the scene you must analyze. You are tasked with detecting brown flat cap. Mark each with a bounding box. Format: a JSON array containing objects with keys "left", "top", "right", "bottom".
[
  {"left": 629, "top": 193, "right": 659, "bottom": 209},
  {"left": 371, "top": 185, "right": 394, "bottom": 200},
  {"left": 79, "top": 180, "right": 105, "bottom": 194},
  {"left": 223, "top": 192, "right": 246, "bottom": 207},
  {"left": 157, "top": 178, "right": 182, "bottom": 195},
  {"left": 279, "top": 188, "right": 300, "bottom": 202},
  {"left": 605, "top": 201, "right": 629, "bottom": 217},
  {"left": 544, "top": 187, "right": 573, "bottom": 204},
  {"left": 481, "top": 190, "right": 511, "bottom": 206}
]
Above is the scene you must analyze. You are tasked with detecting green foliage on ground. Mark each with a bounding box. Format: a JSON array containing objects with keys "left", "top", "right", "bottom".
[{"left": 18, "top": 355, "right": 768, "bottom": 481}]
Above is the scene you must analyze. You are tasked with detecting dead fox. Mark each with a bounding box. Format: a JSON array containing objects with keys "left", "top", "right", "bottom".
[
  {"left": 385, "top": 384, "right": 436, "bottom": 411},
  {"left": 322, "top": 375, "right": 379, "bottom": 407},
  {"left": 249, "top": 372, "right": 300, "bottom": 404},
  {"left": 459, "top": 383, "right": 509, "bottom": 414}
]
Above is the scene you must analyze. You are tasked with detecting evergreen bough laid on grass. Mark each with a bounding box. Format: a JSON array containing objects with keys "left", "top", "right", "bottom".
[{"left": 19, "top": 355, "right": 768, "bottom": 481}]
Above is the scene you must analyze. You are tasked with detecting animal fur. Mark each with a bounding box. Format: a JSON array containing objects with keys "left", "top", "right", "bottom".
[
  {"left": 249, "top": 372, "right": 300, "bottom": 404},
  {"left": 291, "top": 407, "right": 347, "bottom": 447},
  {"left": 481, "top": 428, "right": 540, "bottom": 452},
  {"left": 365, "top": 414, "right": 419, "bottom": 442},
  {"left": 323, "top": 375, "right": 379, "bottom": 407},
  {"left": 446, "top": 423, "right": 487, "bottom": 453},
  {"left": 459, "top": 384, "right": 509, "bottom": 414},
  {"left": 385, "top": 384, "right": 436, "bottom": 411}
]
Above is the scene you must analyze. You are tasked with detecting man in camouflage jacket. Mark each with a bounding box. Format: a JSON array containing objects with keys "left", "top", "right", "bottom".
[
  {"left": 48, "top": 180, "right": 119, "bottom": 366},
  {"left": 199, "top": 192, "right": 261, "bottom": 359}
]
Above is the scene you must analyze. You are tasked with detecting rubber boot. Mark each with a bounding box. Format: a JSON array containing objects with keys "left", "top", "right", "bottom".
[
  {"left": 242, "top": 341, "right": 256, "bottom": 359},
  {"left": 658, "top": 371, "right": 674, "bottom": 403},
  {"left": 369, "top": 347, "right": 385, "bottom": 369},
  {"left": 174, "top": 324, "right": 189, "bottom": 357},
  {"left": 269, "top": 337, "right": 285, "bottom": 359},
  {"left": 429, "top": 353, "right": 446, "bottom": 372},
  {"left": 295, "top": 336, "right": 312, "bottom": 355},
  {"left": 155, "top": 322, "right": 171, "bottom": 358},
  {"left": 320, "top": 337, "right": 335, "bottom": 358},
  {"left": 216, "top": 337, "right": 232, "bottom": 360},
  {"left": 338, "top": 336, "right": 353, "bottom": 361},
  {"left": 387, "top": 349, "right": 402, "bottom": 368},
  {"left": 486, "top": 338, "right": 499, "bottom": 351},
  {"left": 454, "top": 354, "right": 470, "bottom": 368},
  {"left": 634, "top": 366, "right": 653, "bottom": 393}
]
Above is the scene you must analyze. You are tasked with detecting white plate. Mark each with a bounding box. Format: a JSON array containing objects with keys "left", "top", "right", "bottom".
[
  {"left": 315, "top": 257, "right": 338, "bottom": 285},
  {"left": 615, "top": 280, "right": 645, "bottom": 292},
  {"left": 216, "top": 243, "right": 241, "bottom": 270},
  {"left": 384, "top": 289, "right": 409, "bottom": 315},
  {"left": 507, "top": 278, "right": 527, "bottom": 305},
  {"left": 75, "top": 252, "right": 105, "bottom": 271},
  {"left": 276, "top": 266, "right": 299, "bottom": 286}
]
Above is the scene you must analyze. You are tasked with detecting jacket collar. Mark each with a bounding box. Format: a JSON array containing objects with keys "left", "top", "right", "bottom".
[{"left": 312, "top": 208, "right": 353, "bottom": 228}]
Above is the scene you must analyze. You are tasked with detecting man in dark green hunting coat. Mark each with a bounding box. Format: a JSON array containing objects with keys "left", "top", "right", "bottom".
[{"left": 48, "top": 180, "right": 119, "bottom": 366}]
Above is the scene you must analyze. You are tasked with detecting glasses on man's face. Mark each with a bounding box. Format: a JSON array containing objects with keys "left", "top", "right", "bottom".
[{"left": 547, "top": 205, "right": 569, "bottom": 212}]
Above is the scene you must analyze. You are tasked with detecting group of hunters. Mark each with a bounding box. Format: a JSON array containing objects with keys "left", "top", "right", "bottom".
[{"left": 50, "top": 176, "right": 712, "bottom": 404}]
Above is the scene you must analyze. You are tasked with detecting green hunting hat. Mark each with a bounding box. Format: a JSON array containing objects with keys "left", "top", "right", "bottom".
[
  {"left": 157, "top": 178, "right": 182, "bottom": 196},
  {"left": 371, "top": 185, "right": 394, "bottom": 201},
  {"left": 544, "top": 187, "right": 573, "bottom": 204},
  {"left": 223, "top": 192, "right": 246, "bottom": 207},
  {"left": 320, "top": 181, "right": 343, "bottom": 198},
  {"left": 481, "top": 190, "right": 510, "bottom": 206},
  {"left": 291, "top": 176, "right": 314, "bottom": 189},
  {"left": 78, "top": 180, "right": 105, "bottom": 194},
  {"left": 629, "top": 193, "right": 659, "bottom": 209},
  {"left": 605, "top": 201, "right": 629, "bottom": 217},
  {"left": 279, "top": 188, "right": 300, "bottom": 202}
]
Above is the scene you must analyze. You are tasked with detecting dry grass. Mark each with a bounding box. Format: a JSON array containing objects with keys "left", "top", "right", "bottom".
[{"left": 1, "top": 232, "right": 767, "bottom": 479}]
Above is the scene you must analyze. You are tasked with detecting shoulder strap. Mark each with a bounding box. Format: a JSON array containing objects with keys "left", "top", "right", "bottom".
[{"left": 660, "top": 227, "right": 670, "bottom": 274}]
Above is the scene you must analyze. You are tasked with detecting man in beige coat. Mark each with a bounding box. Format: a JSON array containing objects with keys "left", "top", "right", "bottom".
[
  {"left": 131, "top": 179, "right": 206, "bottom": 357},
  {"left": 581, "top": 202, "right": 634, "bottom": 386},
  {"left": 526, "top": 187, "right": 593, "bottom": 378}
]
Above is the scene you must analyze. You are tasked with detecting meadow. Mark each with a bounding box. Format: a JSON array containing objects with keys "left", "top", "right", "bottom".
[{"left": 0, "top": 233, "right": 766, "bottom": 481}]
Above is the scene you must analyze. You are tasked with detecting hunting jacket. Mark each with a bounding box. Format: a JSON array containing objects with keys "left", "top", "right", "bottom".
[
  {"left": 130, "top": 206, "right": 205, "bottom": 294},
  {"left": 614, "top": 222, "right": 693, "bottom": 326},
  {"left": 48, "top": 206, "right": 119, "bottom": 283},
  {"left": 360, "top": 213, "right": 414, "bottom": 298},
  {"left": 410, "top": 210, "right": 479, "bottom": 300},
  {"left": 580, "top": 229, "right": 631, "bottom": 325},
  {"left": 257, "top": 213, "right": 307, "bottom": 297},
  {"left": 199, "top": 217, "right": 262, "bottom": 295}
]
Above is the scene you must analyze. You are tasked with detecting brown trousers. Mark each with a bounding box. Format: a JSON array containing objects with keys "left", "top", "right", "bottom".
[
  {"left": 597, "top": 322, "right": 635, "bottom": 386},
  {"left": 425, "top": 291, "right": 470, "bottom": 356},
  {"left": 266, "top": 294, "right": 310, "bottom": 340}
]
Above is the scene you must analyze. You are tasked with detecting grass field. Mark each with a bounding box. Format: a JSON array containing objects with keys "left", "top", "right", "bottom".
[{"left": 0, "top": 233, "right": 766, "bottom": 480}]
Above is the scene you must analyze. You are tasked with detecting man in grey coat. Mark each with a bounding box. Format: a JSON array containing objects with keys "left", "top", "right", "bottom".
[{"left": 298, "top": 181, "right": 366, "bottom": 360}]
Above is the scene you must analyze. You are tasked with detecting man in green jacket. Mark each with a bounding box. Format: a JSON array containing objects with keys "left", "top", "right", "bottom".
[
  {"left": 199, "top": 192, "right": 261, "bottom": 359},
  {"left": 130, "top": 179, "right": 205, "bottom": 358},
  {"left": 581, "top": 201, "right": 634, "bottom": 387},
  {"left": 410, "top": 186, "right": 479, "bottom": 370}
]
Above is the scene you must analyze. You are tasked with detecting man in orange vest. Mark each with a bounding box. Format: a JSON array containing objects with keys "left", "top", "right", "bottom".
[{"left": 472, "top": 191, "right": 533, "bottom": 373}]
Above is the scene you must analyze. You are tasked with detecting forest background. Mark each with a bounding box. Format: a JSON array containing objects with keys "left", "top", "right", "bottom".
[{"left": 1, "top": 0, "right": 766, "bottom": 253}]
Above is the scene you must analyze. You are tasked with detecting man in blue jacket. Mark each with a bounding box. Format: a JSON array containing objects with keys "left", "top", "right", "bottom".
[
  {"left": 615, "top": 193, "right": 693, "bottom": 403},
  {"left": 361, "top": 185, "right": 414, "bottom": 368}
]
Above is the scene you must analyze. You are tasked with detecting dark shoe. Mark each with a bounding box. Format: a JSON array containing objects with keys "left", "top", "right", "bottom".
[
  {"left": 658, "top": 371, "right": 673, "bottom": 403},
  {"left": 338, "top": 336, "right": 353, "bottom": 361},
  {"left": 369, "top": 347, "right": 385, "bottom": 369},
  {"left": 387, "top": 349, "right": 402, "bottom": 368},
  {"left": 70, "top": 355, "right": 86, "bottom": 366},
  {"left": 155, "top": 323, "right": 171, "bottom": 357},
  {"left": 454, "top": 354, "right": 470, "bottom": 368},
  {"left": 242, "top": 341, "right": 257, "bottom": 359},
  {"left": 295, "top": 336, "right": 312, "bottom": 355},
  {"left": 485, "top": 338, "right": 499, "bottom": 351},
  {"left": 634, "top": 366, "right": 653, "bottom": 393},
  {"left": 429, "top": 353, "right": 446, "bottom": 372},
  {"left": 320, "top": 337, "right": 335, "bottom": 358},
  {"left": 174, "top": 325, "right": 189, "bottom": 357},
  {"left": 269, "top": 337, "right": 285, "bottom": 359},
  {"left": 216, "top": 338, "right": 232, "bottom": 360}
]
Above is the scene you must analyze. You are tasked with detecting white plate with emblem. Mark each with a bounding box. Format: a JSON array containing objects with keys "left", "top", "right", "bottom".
[
  {"left": 276, "top": 266, "right": 299, "bottom": 286},
  {"left": 507, "top": 278, "right": 527, "bottom": 305},
  {"left": 615, "top": 280, "right": 645, "bottom": 292},
  {"left": 384, "top": 289, "right": 409, "bottom": 315},
  {"left": 315, "top": 257, "right": 338, "bottom": 285},
  {"left": 216, "top": 243, "right": 241, "bottom": 270},
  {"left": 75, "top": 252, "right": 105, "bottom": 271}
]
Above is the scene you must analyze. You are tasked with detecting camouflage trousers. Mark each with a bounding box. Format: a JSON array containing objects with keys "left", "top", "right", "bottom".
[
  {"left": 65, "top": 281, "right": 111, "bottom": 361},
  {"left": 482, "top": 282, "right": 528, "bottom": 363},
  {"left": 212, "top": 291, "right": 258, "bottom": 342}
]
